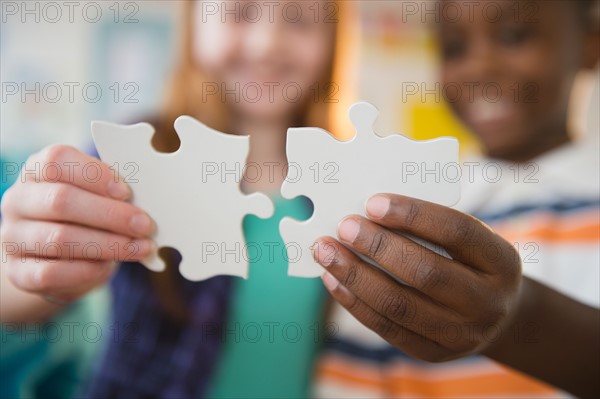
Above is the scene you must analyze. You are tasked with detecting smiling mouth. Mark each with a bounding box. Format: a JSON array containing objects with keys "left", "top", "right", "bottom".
[
  {"left": 233, "top": 64, "right": 293, "bottom": 83},
  {"left": 465, "top": 97, "right": 517, "bottom": 129}
]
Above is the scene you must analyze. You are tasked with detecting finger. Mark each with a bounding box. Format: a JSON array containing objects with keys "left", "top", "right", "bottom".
[
  {"left": 7, "top": 182, "right": 155, "bottom": 238},
  {"left": 313, "top": 237, "right": 465, "bottom": 347},
  {"left": 335, "top": 215, "right": 483, "bottom": 309},
  {"left": 2, "top": 220, "right": 153, "bottom": 262},
  {"left": 23, "top": 144, "right": 131, "bottom": 200},
  {"left": 5, "top": 258, "right": 115, "bottom": 297},
  {"left": 365, "top": 194, "right": 520, "bottom": 274},
  {"left": 320, "top": 271, "right": 456, "bottom": 362}
]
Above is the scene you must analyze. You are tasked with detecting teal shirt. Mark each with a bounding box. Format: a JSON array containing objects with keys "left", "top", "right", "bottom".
[{"left": 207, "top": 196, "right": 326, "bottom": 398}]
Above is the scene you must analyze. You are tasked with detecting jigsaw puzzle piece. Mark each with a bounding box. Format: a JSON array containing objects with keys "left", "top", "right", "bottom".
[
  {"left": 280, "top": 101, "right": 460, "bottom": 278},
  {"left": 92, "top": 117, "right": 274, "bottom": 281},
  {"left": 91, "top": 121, "right": 166, "bottom": 272}
]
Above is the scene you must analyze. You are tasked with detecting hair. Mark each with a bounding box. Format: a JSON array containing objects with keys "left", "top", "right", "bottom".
[
  {"left": 151, "top": 0, "right": 358, "bottom": 153},
  {"left": 150, "top": 0, "right": 358, "bottom": 321}
]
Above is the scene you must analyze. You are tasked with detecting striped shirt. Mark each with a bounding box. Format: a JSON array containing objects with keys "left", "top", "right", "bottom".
[{"left": 313, "top": 140, "right": 599, "bottom": 398}]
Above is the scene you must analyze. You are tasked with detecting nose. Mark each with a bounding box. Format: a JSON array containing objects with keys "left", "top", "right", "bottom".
[
  {"left": 462, "top": 37, "right": 501, "bottom": 86},
  {"left": 242, "top": 20, "right": 282, "bottom": 62}
]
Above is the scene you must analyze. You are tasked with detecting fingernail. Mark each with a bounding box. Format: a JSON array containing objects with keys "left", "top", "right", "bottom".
[
  {"left": 322, "top": 272, "right": 340, "bottom": 291},
  {"left": 366, "top": 195, "right": 390, "bottom": 219},
  {"left": 133, "top": 239, "right": 155, "bottom": 257},
  {"left": 108, "top": 180, "right": 131, "bottom": 200},
  {"left": 338, "top": 217, "right": 360, "bottom": 243},
  {"left": 130, "top": 213, "right": 154, "bottom": 236},
  {"left": 312, "top": 240, "right": 337, "bottom": 267}
]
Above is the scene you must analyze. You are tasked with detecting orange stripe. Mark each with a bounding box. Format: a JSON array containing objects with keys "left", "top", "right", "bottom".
[
  {"left": 388, "top": 370, "right": 558, "bottom": 397},
  {"left": 316, "top": 355, "right": 384, "bottom": 387},
  {"left": 316, "top": 356, "right": 559, "bottom": 397},
  {"left": 492, "top": 209, "right": 600, "bottom": 243},
  {"left": 498, "top": 223, "right": 600, "bottom": 243}
]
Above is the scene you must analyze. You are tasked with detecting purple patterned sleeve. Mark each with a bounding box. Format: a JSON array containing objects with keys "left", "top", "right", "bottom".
[{"left": 84, "top": 262, "right": 232, "bottom": 399}]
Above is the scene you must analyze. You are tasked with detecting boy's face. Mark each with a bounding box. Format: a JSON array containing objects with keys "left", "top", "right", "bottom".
[{"left": 438, "top": 0, "right": 593, "bottom": 161}]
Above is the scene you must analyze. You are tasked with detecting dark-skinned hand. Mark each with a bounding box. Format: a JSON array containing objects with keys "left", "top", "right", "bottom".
[{"left": 312, "top": 194, "right": 522, "bottom": 362}]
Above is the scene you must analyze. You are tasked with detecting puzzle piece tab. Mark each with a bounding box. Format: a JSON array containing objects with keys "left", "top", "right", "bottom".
[
  {"left": 281, "top": 101, "right": 460, "bottom": 277},
  {"left": 92, "top": 117, "right": 274, "bottom": 281}
]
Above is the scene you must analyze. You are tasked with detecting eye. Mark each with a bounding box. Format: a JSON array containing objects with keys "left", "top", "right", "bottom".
[
  {"left": 440, "top": 37, "right": 467, "bottom": 61},
  {"left": 436, "top": 25, "right": 468, "bottom": 61},
  {"left": 497, "top": 26, "right": 532, "bottom": 46}
]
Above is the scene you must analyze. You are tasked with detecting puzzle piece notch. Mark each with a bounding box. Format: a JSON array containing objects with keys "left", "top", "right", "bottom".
[
  {"left": 349, "top": 101, "right": 379, "bottom": 140},
  {"left": 92, "top": 116, "right": 274, "bottom": 281},
  {"left": 280, "top": 101, "right": 460, "bottom": 278}
]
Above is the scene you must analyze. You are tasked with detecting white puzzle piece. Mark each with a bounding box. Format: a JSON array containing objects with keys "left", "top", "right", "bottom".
[
  {"left": 92, "top": 117, "right": 274, "bottom": 281},
  {"left": 280, "top": 101, "right": 460, "bottom": 278}
]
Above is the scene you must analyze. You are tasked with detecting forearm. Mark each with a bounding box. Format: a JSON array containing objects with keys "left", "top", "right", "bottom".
[{"left": 483, "top": 276, "right": 600, "bottom": 398}]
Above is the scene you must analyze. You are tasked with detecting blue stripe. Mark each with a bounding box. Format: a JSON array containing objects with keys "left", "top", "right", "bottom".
[
  {"left": 323, "top": 337, "right": 483, "bottom": 365},
  {"left": 476, "top": 198, "right": 600, "bottom": 224}
]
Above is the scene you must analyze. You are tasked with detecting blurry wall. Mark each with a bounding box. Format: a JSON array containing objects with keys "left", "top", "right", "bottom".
[
  {"left": 355, "top": 1, "right": 599, "bottom": 149},
  {"left": 1, "top": 1, "right": 598, "bottom": 198},
  {"left": 1, "top": 2, "right": 180, "bottom": 196}
]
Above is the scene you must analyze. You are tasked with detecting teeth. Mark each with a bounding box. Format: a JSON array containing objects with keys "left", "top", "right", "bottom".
[{"left": 469, "top": 98, "right": 511, "bottom": 123}]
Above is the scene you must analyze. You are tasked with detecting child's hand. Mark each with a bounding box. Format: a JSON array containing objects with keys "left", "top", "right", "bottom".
[
  {"left": 313, "top": 194, "right": 522, "bottom": 361},
  {"left": 1, "top": 145, "right": 155, "bottom": 303}
]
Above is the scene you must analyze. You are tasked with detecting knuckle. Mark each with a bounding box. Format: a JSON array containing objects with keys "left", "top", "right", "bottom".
[
  {"left": 33, "top": 263, "right": 55, "bottom": 291},
  {"left": 367, "top": 231, "right": 388, "bottom": 260},
  {"left": 47, "top": 225, "right": 70, "bottom": 248},
  {"left": 403, "top": 201, "right": 422, "bottom": 227},
  {"left": 42, "top": 144, "right": 71, "bottom": 165},
  {"left": 502, "top": 243, "right": 522, "bottom": 278},
  {"left": 412, "top": 260, "right": 449, "bottom": 292},
  {"left": 448, "top": 216, "right": 477, "bottom": 246},
  {"left": 461, "top": 278, "right": 485, "bottom": 310},
  {"left": 487, "top": 299, "right": 510, "bottom": 324},
  {"left": 470, "top": 291, "right": 508, "bottom": 326},
  {"left": 342, "top": 288, "right": 361, "bottom": 312},
  {"left": 371, "top": 314, "right": 398, "bottom": 338},
  {"left": 378, "top": 292, "right": 415, "bottom": 322},
  {"left": 45, "top": 184, "right": 71, "bottom": 214},
  {"left": 103, "top": 202, "right": 122, "bottom": 222},
  {"left": 342, "top": 261, "right": 362, "bottom": 289}
]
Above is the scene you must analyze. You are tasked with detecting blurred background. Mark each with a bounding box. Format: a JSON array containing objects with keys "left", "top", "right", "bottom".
[
  {"left": 1, "top": 2, "right": 599, "bottom": 398},
  {"left": 2, "top": 1, "right": 597, "bottom": 198}
]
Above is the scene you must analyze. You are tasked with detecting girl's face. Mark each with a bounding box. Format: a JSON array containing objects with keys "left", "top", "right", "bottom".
[
  {"left": 193, "top": 0, "right": 335, "bottom": 123},
  {"left": 438, "top": 0, "right": 594, "bottom": 161}
]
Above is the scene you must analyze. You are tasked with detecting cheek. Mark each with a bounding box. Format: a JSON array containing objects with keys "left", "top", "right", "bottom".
[
  {"left": 440, "top": 66, "right": 465, "bottom": 116},
  {"left": 288, "top": 31, "right": 332, "bottom": 83},
  {"left": 506, "top": 44, "right": 573, "bottom": 116},
  {"left": 193, "top": 14, "right": 237, "bottom": 72}
]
